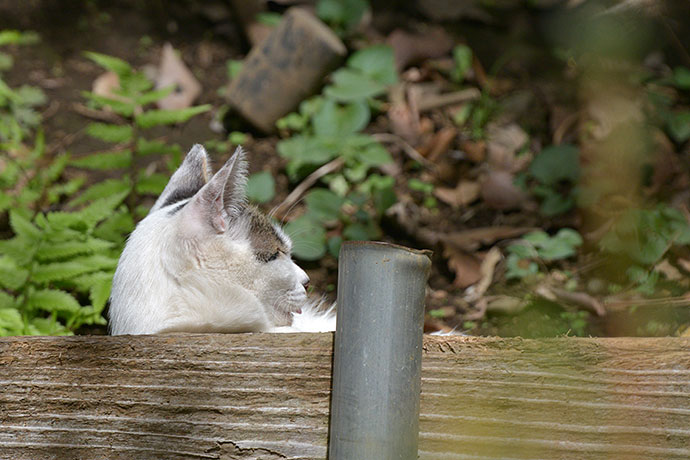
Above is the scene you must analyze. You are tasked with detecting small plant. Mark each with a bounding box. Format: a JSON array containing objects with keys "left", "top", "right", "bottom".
[
  {"left": 275, "top": 45, "right": 398, "bottom": 260},
  {"left": 527, "top": 144, "right": 580, "bottom": 216},
  {"left": 316, "top": 0, "right": 370, "bottom": 36},
  {"left": 77, "top": 51, "right": 211, "bottom": 215},
  {"left": 505, "top": 228, "right": 583, "bottom": 280},
  {"left": 560, "top": 310, "right": 589, "bottom": 336},
  {"left": 0, "top": 192, "right": 129, "bottom": 335}
]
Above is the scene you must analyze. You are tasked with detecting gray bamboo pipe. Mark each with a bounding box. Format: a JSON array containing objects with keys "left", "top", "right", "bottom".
[{"left": 328, "top": 241, "right": 432, "bottom": 460}]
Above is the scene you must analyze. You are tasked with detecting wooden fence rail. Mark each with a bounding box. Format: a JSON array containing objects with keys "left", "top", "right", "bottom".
[{"left": 1, "top": 334, "right": 689, "bottom": 459}]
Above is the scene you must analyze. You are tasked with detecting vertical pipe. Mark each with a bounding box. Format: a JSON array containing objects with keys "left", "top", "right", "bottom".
[{"left": 329, "top": 241, "right": 432, "bottom": 460}]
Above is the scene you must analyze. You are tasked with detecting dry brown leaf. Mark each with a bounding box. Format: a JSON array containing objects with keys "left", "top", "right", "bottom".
[
  {"left": 387, "top": 27, "right": 454, "bottom": 71},
  {"left": 92, "top": 71, "right": 121, "bottom": 99},
  {"left": 485, "top": 295, "right": 527, "bottom": 314},
  {"left": 156, "top": 43, "right": 202, "bottom": 110},
  {"left": 460, "top": 139, "right": 486, "bottom": 163},
  {"left": 419, "top": 126, "right": 457, "bottom": 162},
  {"left": 678, "top": 258, "right": 690, "bottom": 274},
  {"left": 485, "top": 122, "right": 529, "bottom": 170},
  {"left": 655, "top": 260, "right": 683, "bottom": 281},
  {"left": 480, "top": 169, "right": 526, "bottom": 210},
  {"left": 470, "top": 246, "right": 502, "bottom": 301},
  {"left": 442, "top": 244, "right": 482, "bottom": 289},
  {"left": 434, "top": 180, "right": 480, "bottom": 208},
  {"left": 544, "top": 286, "right": 607, "bottom": 317}
]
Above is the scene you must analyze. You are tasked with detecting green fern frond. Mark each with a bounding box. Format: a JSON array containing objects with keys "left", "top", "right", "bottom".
[
  {"left": 70, "top": 150, "right": 132, "bottom": 170},
  {"left": 137, "top": 138, "right": 181, "bottom": 156},
  {"left": 135, "top": 104, "right": 211, "bottom": 129},
  {"left": 135, "top": 172, "right": 168, "bottom": 195},
  {"left": 28, "top": 288, "right": 81, "bottom": 313},
  {"left": 9, "top": 210, "right": 42, "bottom": 241},
  {"left": 41, "top": 152, "right": 70, "bottom": 183},
  {"left": 79, "top": 190, "right": 129, "bottom": 229},
  {"left": 68, "top": 178, "right": 131, "bottom": 208},
  {"left": 85, "top": 122, "right": 133, "bottom": 143},
  {"left": 35, "top": 237, "right": 114, "bottom": 261},
  {"left": 32, "top": 254, "right": 117, "bottom": 283},
  {"left": 83, "top": 51, "right": 132, "bottom": 77},
  {"left": 0, "top": 308, "right": 23, "bottom": 335},
  {"left": 81, "top": 91, "right": 135, "bottom": 117},
  {"left": 90, "top": 276, "right": 113, "bottom": 313},
  {"left": 93, "top": 206, "right": 134, "bottom": 243},
  {"left": 0, "top": 255, "right": 29, "bottom": 290},
  {"left": 0, "top": 290, "right": 16, "bottom": 309},
  {"left": 45, "top": 211, "right": 86, "bottom": 230}
]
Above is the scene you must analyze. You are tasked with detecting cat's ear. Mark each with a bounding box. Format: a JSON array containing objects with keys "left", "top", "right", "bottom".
[
  {"left": 183, "top": 146, "right": 248, "bottom": 234},
  {"left": 150, "top": 144, "right": 212, "bottom": 213}
]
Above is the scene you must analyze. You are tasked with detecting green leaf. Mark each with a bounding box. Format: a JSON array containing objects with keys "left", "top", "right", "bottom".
[
  {"left": 246, "top": 171, "right": 276, "bottom": 204},
  {"left": 226, "top": 59, "right": 243, "bottom": 80},
  {"left": 70, "top": 150, "right": 132, "bottom": 170},
  {"left": 135, "top": 104, "right": 211, "bottom": 129},
  {"left": 305, "top": 189, "right": 344, "bottom": 222},
  {"left": 667, "top": 111, "right": 690, "bottom": 143},
  {"left": 15, "top": 85, "right": 46, "bottom": 106},
  {"left": 327, "top": 235, "right": 343, "bottom": 258},
  {"left": 284, "top": 216, "right": 326, "bottom": 261},
  {"left": 134, "top": 85, "right": 174, "bottom": 106},
  {"left": 69, "top": 178, "right": 132, "bottom": 207},
  {"left": 35, "top": 238, "right": 114, "bottom": 261},
  {"left": 90, "top": 275, "right": 113, "bottom": 313},
  {"left": 28, "top": 289, "right": 81, "bottom": 313},
  {"left": 137, "top": 138, "right": 181, "bottom": 156},
  {"left": 84, "top": 51, "right": 132, "bottom": 77},
  {"left": 82, "top": 91, "right": 135, "bottom": 117},
  {"left": 256, "top": 12, "right": 282, "bottom": 26},
  {"left": 313, "top": 99, "right": 370, "bottom": 137},
  {"left": 0, "top": 30, "right": 40, "bottom": 46},
  {"left": 0, "top": 51, "right": 12, "bottom": 71},
  {"left": 0, "top": 308, "right": 23, "bottom": 333},
  {"left": 505, "top": 253, "right": 539, "bottom": 280},
  {"left": 93, "top": 207, "right": 134, "bottom": 243},
  {"left": 347, "top": 45, "right": 398, "bottom": 85},
  {"left": 451, "top": 45, "right": 473, "bottom": 83},
  {"left": 9, "top": 210, "right": 42, "bottom": 241},
  {"left": 32, "top": 255, "right": 117, "bottom": 283},
  {"left": 85, "top": 122, "right": 133, "bottom": 143},
  {"left": 325, "top": 69, "right": 386, "bottom": 102},
  {"left": 135, "top": 172, "right": 169, "bottom": 195},
  {"left": 78, "top": 190, "right": 130, "bottom": 228},
  {"left": 0, "top": 291, "right": 15, "bottom": 309},
  {"left": 529, "top": 144, "right": 580, "bottom": 185},
  {"left": 316, "top": 0, "right": 368, "bottom": 32},
  {"left": 673, "top": 66, "right": 690, "bottom": 90},
  {"left": 277, "top": 135, "right": 339, "bottom": 170},
  {"left": 343, "top": 221, "right": 380, "bottom": 240},
  {"left": 0, "top": 256, "right": 29, "bottom": 290}
]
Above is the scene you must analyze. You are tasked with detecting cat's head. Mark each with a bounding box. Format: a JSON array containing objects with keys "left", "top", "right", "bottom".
[{"left": 110, "top": 145, "right": 309, "bottom": 334}]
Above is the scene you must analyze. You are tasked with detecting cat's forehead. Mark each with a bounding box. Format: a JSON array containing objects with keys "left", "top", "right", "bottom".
[{"left": 245, "top": 206, "right": 290, "bottom": 255}]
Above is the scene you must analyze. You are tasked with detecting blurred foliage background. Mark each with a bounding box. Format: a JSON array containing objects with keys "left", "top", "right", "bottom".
[{"left": 0, "top": 0, "right": 689, "bottom": 337}]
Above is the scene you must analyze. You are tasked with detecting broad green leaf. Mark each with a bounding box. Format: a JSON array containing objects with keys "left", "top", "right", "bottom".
[
  {"left": 84, "top": 51, "right": 131, "bottom": 77},
  {"left": 70, "top": 150, "right": 132, "bottom": 170},
  {"left": 505, "top": 253, "right": 539, "bottom": 280},
  {"left": 313, "top": 99, "right": 369, "bottom": 137},
  {"left": 348, "top": 136, "right": 392, "bottom": 166},
  {"left": 69, "top": 178, "right": 131, "bottom": 207},
  {"left": 452, "top": 45, "right": 473, "bottom": 82},
  {"left": 28, "top": 289, "right": 81, "bottom": 313},
  {"left": 327, "top": 235, "right": 343, "bottom": 258},
  {"left": 15, "top": 85, "right": 46, "bottom": 106},
  {"left": 85, "top": 122, "right": 133, "bottom": 143},
  {"left": 284, "top": 216, "right": 326, "bottom": 261},
  {"left": 343, "top": 221, "right": 380, "bottom": 240},
  {"left": 529, "top": 144, "right": 580, "bottom": 185},
  {"left": 135, "top": 104, "right": 211, "bottom": 129},
  {"left": 325, "top": 69, "right": 386, "bottom": 102},
  {"left": 246, "top": 171, "right": 276, "bottom": 204},
  {"left": 347, "top": 45, "right": 398, "bottom": 85},
  {"left": 554, "top": 228, "right": 583, "bottom": 247},
  {"left": 316, "top": 0, "right": 368, "bottom": 32},
  {"left": 539, "top": 191, "right": 574, "bottom": 216},
  {"left": 305, "top": 189, "right": 344, "bottom": 222},
  {"left": 667, "top": 111, "right": 690, "bottom": 143},
  {"left": 90, "top": 276, "right": 113, "bottom": 313},
  {"left": 673, "top": 66, "right": 690, "bottom": 90},
  {"left": 135, "top": 173, "right": 169, "bottom": 195},
  {"left": 0, "top": 292, "right": 15, "bottom": 312},
  {"left": 277, "top": 135, "right": 339, "bottom": 169}
]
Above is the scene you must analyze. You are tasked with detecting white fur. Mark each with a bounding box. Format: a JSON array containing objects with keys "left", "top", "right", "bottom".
[{"left": 109, "top": 145, "right": 336, "bottom": 335}]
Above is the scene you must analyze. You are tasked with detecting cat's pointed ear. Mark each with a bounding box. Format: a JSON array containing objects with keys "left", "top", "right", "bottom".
[
  {"left": 150, "top": 144, "right": 212, "bottom": 213},
  {"left": 184, "top": 146, "right": 248, "bottom": 234}
]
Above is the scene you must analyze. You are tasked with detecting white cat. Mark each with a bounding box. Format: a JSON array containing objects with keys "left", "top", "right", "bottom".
[{"left": 108, "top": 145, "right": 336, "bottom": 335}]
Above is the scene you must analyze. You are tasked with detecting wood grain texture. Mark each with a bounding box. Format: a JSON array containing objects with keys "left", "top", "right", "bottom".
[{"left": 1, "top": 335, "right": 688, "bottom": 459}]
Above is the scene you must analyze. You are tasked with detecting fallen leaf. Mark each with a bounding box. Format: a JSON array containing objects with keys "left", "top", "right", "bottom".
[
  {"left": 434, "top": 180, "right": 480, "bottom": 208},
  {"left": 443, "top": 244, "right": 482, "bottom": 288},
  {"left": 92, "top": 71, "right": 121, "bottom": 99},
  {"left": 156, "top": 43, "right": 202, "bottom": 110},
  {"left": 467, "top": 246, "right": 502, "bottom": 301},
  {"left": 655, "top": 259, "right": 683, "bottom": 281},
  {"left": 418, "top": 126, "right": 457, "bottom": 162},
  {"left": 542, "top": 285, "right": 607, "bottom": 316},
  {"left": 486, "top": 122, "right": 529, "bottom": 170},
  {"left": 460, "top": 139, "right": 486, "bottom": 163},
  {"left": 677, "top": 258, "right": 690, "bottom": 273},
  {"left": 480, "top": 168, "right": 526, "bottom": 210}
]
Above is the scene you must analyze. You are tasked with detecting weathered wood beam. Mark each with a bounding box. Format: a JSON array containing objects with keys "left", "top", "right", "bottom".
[{"left": 1, "top": 335, "right": 688, "bottom": 459}]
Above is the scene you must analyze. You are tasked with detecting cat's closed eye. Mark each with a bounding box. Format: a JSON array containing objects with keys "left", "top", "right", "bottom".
[{"left": 264, "top": 251, "right": 280, "bottom": 262}]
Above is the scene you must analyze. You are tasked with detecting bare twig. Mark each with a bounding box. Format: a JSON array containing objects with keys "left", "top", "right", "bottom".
[
  {"left": 272, "top": 157, "right": 345, "bottom": 220},
  {"left": 372, "top": 133, "right": 434, "bottom": 168},
  {"left": 416, "top": 88, "right": 481, "bottom": 112}
]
